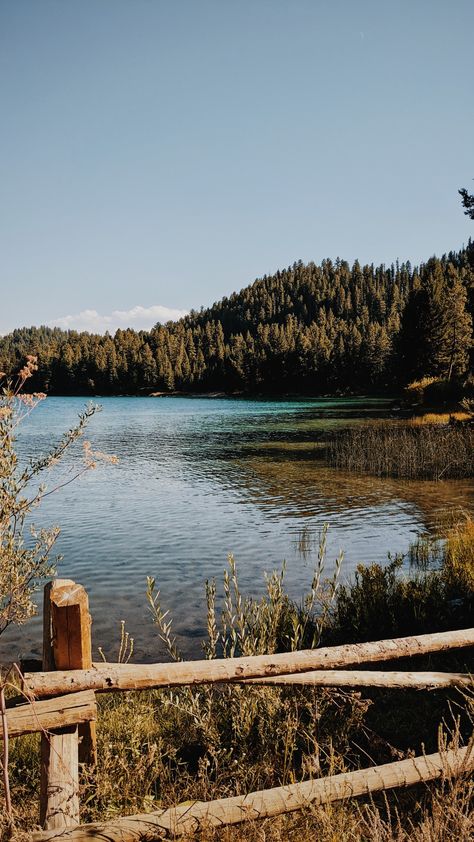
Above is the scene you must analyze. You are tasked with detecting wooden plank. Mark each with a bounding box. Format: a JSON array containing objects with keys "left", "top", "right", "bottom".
[
  {"left": 24, "top": 627, "right": 474, "bottom": 697},
  {"left": 32, "top": 744, "right": 474, "bottom": 841},
  {"left": 50, "top": 582, "right": 96, "bottom": 765},
  {"left": 3, "top": 691, "right": 96, "bottom": 739},
  {"left": 243, "top": 669, "right": 474, "bottom": 689},
  {"left": 40, "top": 580, "right": 94, "bottom": 830}
]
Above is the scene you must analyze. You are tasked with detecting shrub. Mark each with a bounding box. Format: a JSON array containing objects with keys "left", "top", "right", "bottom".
[
  {"left": 404, "top": 376, "right": 440, "bottom": 403},
  {"left": 404, "top": 377, "right": 466, "bottom": 405},
  {"left": 327, "top": 516, "right": 474, "bottom": 645},
  {"left": 0, "top": 359, "right": 113, "bottom": 834},
  {"left": 423, "top": 378, "right": 465, "bottom": 405},
  {"left": 0, "top": 360, "right": 100, "bottom": 637}
]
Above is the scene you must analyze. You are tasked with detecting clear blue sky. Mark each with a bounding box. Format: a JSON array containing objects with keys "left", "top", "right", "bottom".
[{"left": 1, "top": 0, "right": 473, "bottom": 335}]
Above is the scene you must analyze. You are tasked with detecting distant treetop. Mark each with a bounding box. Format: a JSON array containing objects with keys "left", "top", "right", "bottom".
[{"left": 460, "top": 182, "right": 474, "bottom": 220}]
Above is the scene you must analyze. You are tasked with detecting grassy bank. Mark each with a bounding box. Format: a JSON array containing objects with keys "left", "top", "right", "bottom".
[
  {"left": 327, "top": 420, "right": 474, "bottom": 480},
  {"left": 2, "top": 519, "right": 474, "bottom": 841}
]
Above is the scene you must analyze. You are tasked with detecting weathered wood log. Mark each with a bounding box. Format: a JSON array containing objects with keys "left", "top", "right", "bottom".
[
  {"left": 25, "top": 627, "right": 474, "bottom": 698},
  {"left": 40, "top": 580, "right": 94, "bottom": 830},
  {"left": 243, "top": 669, "right": 474, "bottom": 689},
  {"left": 3, "top": 691, "right": 96, "bottom": 739},
  {"left": 32, "top": 744, "right": 474, "bottom": 841}
]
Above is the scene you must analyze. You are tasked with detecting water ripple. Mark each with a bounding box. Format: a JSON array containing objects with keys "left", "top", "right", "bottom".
[{"left": 1, "top": 396, "right": 472, "bottom": 662}]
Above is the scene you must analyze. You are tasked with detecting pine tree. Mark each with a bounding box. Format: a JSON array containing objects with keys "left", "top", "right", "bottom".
[
  {"left": 443, "top": 265, "right": 473, "bottom": 379},
  {"left": 459, "top": 184, "right": 474, "bottom": 219},
  {"left": 397, "top": 262, "right": 448, "bottom": 381}
]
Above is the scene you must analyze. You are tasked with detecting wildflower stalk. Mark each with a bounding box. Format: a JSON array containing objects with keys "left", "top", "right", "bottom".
[
  {"left": 204, "top": 579, "right": 219, "bottom": 659},
  {"left": 146, "top": 576, "right": 182, "bottom": 662}
]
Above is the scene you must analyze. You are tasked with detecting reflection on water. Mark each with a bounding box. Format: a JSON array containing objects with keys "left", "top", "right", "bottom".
[{"left": 1, "top": 396, "right": 472, "bottom": 663}]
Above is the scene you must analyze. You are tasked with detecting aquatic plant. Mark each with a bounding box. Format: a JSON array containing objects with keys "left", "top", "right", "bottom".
[
  {"left": 147, "top": 525, "right": 343, "bottom": 661},
  {"left": 327, "top": 422, "right": 474, "bottom": 480}
]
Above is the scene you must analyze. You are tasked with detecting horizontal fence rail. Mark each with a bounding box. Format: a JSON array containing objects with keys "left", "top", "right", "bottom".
[
  {"left": 2, "top": 580, "right": 472, "bottom": 837},
  {"left": 23, "top": 627, "right": 474, "bottom": 698},
  {"left": 244, "top": 669, "right": 473, "bottom": 689},
  {"left": 3, "top": 691, "right": 96, "bottom": 739},
  {"left": 32, "top": 744, "right": 474, "bottom": 842}
]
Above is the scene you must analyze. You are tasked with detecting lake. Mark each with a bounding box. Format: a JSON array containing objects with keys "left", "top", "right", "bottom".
[{"left": 2, "top": 396, "right": 473, "bottom": 663}]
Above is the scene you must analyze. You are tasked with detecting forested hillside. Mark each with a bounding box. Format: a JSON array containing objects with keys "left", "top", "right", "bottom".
[{"left": 1, "top": 244, "right": 473, "bottom": 395}]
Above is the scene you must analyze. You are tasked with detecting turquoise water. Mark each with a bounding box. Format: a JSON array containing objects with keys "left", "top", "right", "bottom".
[{"left": 2, "top": 396, "right": 473, "bottom": 662}]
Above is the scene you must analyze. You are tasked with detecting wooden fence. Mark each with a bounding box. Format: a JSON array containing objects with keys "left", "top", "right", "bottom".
[{"left": 2, "top": 579, "right": 474, "bottom": 840}]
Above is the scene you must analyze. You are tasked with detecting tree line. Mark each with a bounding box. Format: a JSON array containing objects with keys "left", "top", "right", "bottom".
[{"left": 1, "top": 244, "right": 473, "bottom": 396}]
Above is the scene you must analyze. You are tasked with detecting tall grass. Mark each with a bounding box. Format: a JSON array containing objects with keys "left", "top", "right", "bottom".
[
  {"left": 327, "top": 422, "right": 474, "bottom": 479},
  {"left": 328, "top": 513, "right": 474, "bottom": 644},
  {"left": 2, "top": 523, "right": 474, "bottom": 841}
]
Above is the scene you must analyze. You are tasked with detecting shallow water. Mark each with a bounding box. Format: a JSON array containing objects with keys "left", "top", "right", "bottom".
[{"left": 2, "top": 396, "right": 473, "bottom": 662}]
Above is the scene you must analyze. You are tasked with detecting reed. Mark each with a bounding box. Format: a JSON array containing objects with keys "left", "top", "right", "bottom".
[{"left": 327, "top": 422, "right": 474, "bottom": 479}]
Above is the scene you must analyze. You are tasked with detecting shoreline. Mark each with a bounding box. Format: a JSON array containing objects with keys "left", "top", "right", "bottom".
[{"left": 26, "top": 389, "right": 400, "bottom": 401}]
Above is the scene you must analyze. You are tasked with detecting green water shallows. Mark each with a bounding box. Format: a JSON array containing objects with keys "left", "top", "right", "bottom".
[{"left": 2, "top": 396, "right": 473, "bottom": 662}]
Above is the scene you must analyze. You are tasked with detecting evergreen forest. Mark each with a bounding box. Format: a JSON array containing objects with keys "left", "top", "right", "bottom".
[{"left": 1, "top": 244, "right": 473, "bottom": 396}]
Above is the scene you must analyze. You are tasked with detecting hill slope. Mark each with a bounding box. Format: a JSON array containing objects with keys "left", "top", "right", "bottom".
[{"left": 1, "top": 244, "right": 473, "bottom": 395}]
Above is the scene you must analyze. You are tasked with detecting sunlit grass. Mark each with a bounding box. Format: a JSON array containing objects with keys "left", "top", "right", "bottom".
[{"left": 409, "top": 412, "right": 471, "bottom": 425}]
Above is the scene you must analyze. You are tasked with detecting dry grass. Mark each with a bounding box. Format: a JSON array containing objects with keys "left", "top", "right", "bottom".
[
  {"left": 444, "top": 515, "right": 474, "bottom": 591},
  {"left": 2, "top": 526, "right": 474, "bottom": 840}
]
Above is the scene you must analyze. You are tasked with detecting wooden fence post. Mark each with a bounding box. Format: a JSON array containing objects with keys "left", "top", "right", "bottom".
[{"left": 40, "top": 579, "right": 96, "bottom": 830}]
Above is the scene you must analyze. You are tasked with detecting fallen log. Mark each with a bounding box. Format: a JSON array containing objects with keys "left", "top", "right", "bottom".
[
  {"left": 32, "top": 743, "right": 474, "bottom": 841},
  {"left": 3, "top": 691, "right": 96, "bottom": 739},
  {"left": 243, "top": 669, "right": 473, "bottom": 689},
  {"left": 24, "top": 627, "right": 474, "bottom": 698}
]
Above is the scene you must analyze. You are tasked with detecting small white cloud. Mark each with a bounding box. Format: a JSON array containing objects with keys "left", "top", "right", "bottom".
[{"left": 50, "top": 304, "right": 189, "bottom": 334}]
